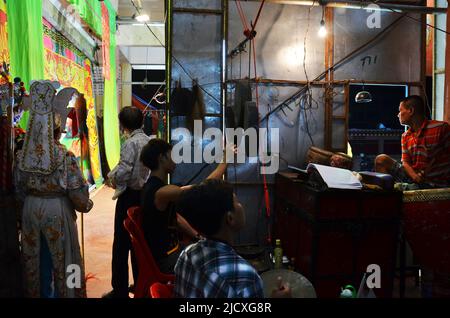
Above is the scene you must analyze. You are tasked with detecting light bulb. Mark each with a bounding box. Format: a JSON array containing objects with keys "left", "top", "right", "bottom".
[{"left": 318, "top": 20, "right": 327, "bottom": 38}]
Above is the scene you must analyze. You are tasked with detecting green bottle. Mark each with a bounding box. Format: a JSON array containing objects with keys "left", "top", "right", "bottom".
[
  {"left": 274, "top": 239, "right": 283, "bottom": 269},
  {"left": 340, "top": 285, "right": 356, "bottom": 298}
]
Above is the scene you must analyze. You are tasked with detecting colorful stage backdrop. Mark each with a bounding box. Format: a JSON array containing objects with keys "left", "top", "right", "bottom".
[
  {"left": 43, "top": 22, "right": 103, "bottom": 186},
  {"left": 0, "top": 0, "right": 9, "bottom": 66}
]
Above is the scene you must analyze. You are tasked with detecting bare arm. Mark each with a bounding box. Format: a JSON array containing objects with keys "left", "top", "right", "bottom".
[
  {"left": 176, "top": 213, "right": 199, "bottom": 240},
  {"left": 402, "top": 161, "right": 424, "bottom": 184},
  {"left": 401, "top": 136, "right": 424, "bottom": 183},
  {"left": 154, "top": 184, "right": 193, "bottom": 211},
  {"left": 206, "top": 162, "right": 228, "bottom": 180},
  {"left": 206, "top": 145, "right": 237, "bottom": 180}
]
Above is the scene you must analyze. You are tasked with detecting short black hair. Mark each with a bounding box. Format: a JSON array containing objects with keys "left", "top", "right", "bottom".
[
  {"left": 178, "top": 179, "right": 234, "bottom": 236},
  {"left": 118, "top": 106, "right": 143, "bottom": 131},
  {"left": 140, "top": 138, "right": 172, "bottom": 170},
  {"left": 401, "top": 95, "right": 425, "bottom": 117}
]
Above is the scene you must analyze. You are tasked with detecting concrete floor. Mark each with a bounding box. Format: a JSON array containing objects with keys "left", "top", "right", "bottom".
[{"left": 77, "top": 186, "right": 133, "bottom": 298}]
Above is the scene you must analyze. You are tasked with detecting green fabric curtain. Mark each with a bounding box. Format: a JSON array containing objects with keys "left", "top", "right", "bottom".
[
  {"left": 67, "top": 0, "right": 103, "bottom": 37},
  {"left": 103, "top": 1, "right": 120, "bottom": 170},
  {"left": 7, "top": 0, "right": 45, "bottom": 129}
]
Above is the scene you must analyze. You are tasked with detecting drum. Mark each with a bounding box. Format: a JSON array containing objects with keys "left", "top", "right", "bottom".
[
  {"left": 260, "top": 269, "right": 317, "bottom": 298},
  {"left": 306, "top": 146, "right": 334, "bottom": 166},
  {"left": 330, "top": 152, "right": 353, "bottom": 170},
  {"left": 403, "top": 188, "right": 450, "bottom": 273}
]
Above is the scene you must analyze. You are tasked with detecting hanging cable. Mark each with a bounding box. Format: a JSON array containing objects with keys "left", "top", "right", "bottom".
[
  {"left": 235, "top": 0, "right": 250, "bottom": 33},
  {"left": 228, "top": 0, "right": 265, "bottom": 58},
  {"left": 250, "top": 0, "right": 266, "bottom": 34},
  {"left": 143, "top": 82, "right": 166, "bottom": 113},
  {"left": 249, "top": 16, "right": 271, "bottom": 222},
  {"left": 300, "top": 2, "right": 317, "bottom": 146},
  {"left": 252, "top": 39, "right": 259, "bottom": 109}
]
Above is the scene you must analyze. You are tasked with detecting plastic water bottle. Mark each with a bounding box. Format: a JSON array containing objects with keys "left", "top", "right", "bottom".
[{"left": 274, "top": 239, "right": 283, "bottom": 269}]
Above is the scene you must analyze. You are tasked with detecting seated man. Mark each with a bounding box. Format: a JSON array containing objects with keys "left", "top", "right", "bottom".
[
  {"left": 175, "top": 179, "right": 291, "bottom": 298},
  {"left": 375, "top": 95, "right": 450, "bottom": 188},
  {"left": 140, "top": 139, "right": 230, "bottom": 274}
]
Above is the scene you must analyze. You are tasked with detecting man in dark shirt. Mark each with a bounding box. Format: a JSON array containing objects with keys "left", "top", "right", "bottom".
[{"left": 140, "top": 139, "right": 229, "bottom": 273}]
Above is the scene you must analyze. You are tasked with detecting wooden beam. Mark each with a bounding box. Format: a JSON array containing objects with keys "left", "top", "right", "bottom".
[{"left": 324, "top": 7, "right": 334, "bottom": 150}]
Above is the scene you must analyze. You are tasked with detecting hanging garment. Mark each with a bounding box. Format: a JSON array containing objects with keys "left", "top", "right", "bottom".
[
  {"left": 191, "top": 81, "right": 206, "bottom": 121},
  {"left": 170, "top": 82, "right": 195, "bottom": 117},
  {"left": 233, "top": 79, "right": 252, "bottom": 128}
]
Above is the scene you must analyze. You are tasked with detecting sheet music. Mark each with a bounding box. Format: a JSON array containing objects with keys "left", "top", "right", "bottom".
[{"left": 307, "top": 163, "right": 363, "bottom": 190}]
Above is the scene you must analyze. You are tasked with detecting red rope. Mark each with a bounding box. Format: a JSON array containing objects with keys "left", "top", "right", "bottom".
[
  {"left": 235, "top": 0, "right": 271, "bottom": 240},
  {"left": 252, "top": 39, "right": 259, "bottom": 109},
  {"left": 235, "top": 0, "right": 249, "bottom": 34},
  {"left": 236, "top": 0, "right": 266, "bottom": 41},
  {"left": 250, "top": 0, "right": 266, "bottom": 34}
]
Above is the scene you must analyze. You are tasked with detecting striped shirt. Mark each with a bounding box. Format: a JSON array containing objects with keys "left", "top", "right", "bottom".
[
  {"left": 401, "top": 119, "right": 450, "bottom": 187},
  {"left": 174, "top": 239, "right": 264, "bottom": 298},
  {"left": 108, "top": 129, "right": 151, "bottom": 191}
]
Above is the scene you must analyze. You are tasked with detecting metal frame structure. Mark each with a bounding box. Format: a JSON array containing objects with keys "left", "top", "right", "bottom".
[{"left": 166, "top": 0, "right": 227, "bottom": 185}]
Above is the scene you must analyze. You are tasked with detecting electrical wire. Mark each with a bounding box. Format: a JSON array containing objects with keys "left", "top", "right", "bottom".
[
  {"left": 143, "top": 82, "right": 166, "bottom": 112},
  {"left": 420, "top": 81, "right": 433, "bottom": 119},
  {"left": 299, "top": 2, "right": 318, "bottom": 146}
]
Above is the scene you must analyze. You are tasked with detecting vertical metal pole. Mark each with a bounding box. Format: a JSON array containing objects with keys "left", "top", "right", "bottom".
[
  {"left": 222, "top": 0, "right": 228, "bottom": 157},
  {"left": 166, "top": 0, "right": 172, "bottom": 144},
  {"left": 166, "top": 0, "right": 173, "bottom": 185}
]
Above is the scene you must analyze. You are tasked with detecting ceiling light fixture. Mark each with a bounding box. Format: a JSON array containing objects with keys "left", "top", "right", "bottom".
[
  {"left": 318, "top": 19, "right": 327, "bottom": 38},
  {"left": 355, "top": 82, "right": 373, "bottom": 103},
  {"left": 318, "top": 5, "right": 327, "bottom": 38}
]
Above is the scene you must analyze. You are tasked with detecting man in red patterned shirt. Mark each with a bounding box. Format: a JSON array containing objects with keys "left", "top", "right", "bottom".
[{"left": 375, "top": 95, "right": 450, "bottom": 188}]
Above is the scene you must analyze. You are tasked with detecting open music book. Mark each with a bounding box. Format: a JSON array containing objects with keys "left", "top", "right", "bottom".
[{"left": 307, "top": 163, "right": 363, "bottom": 190}]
